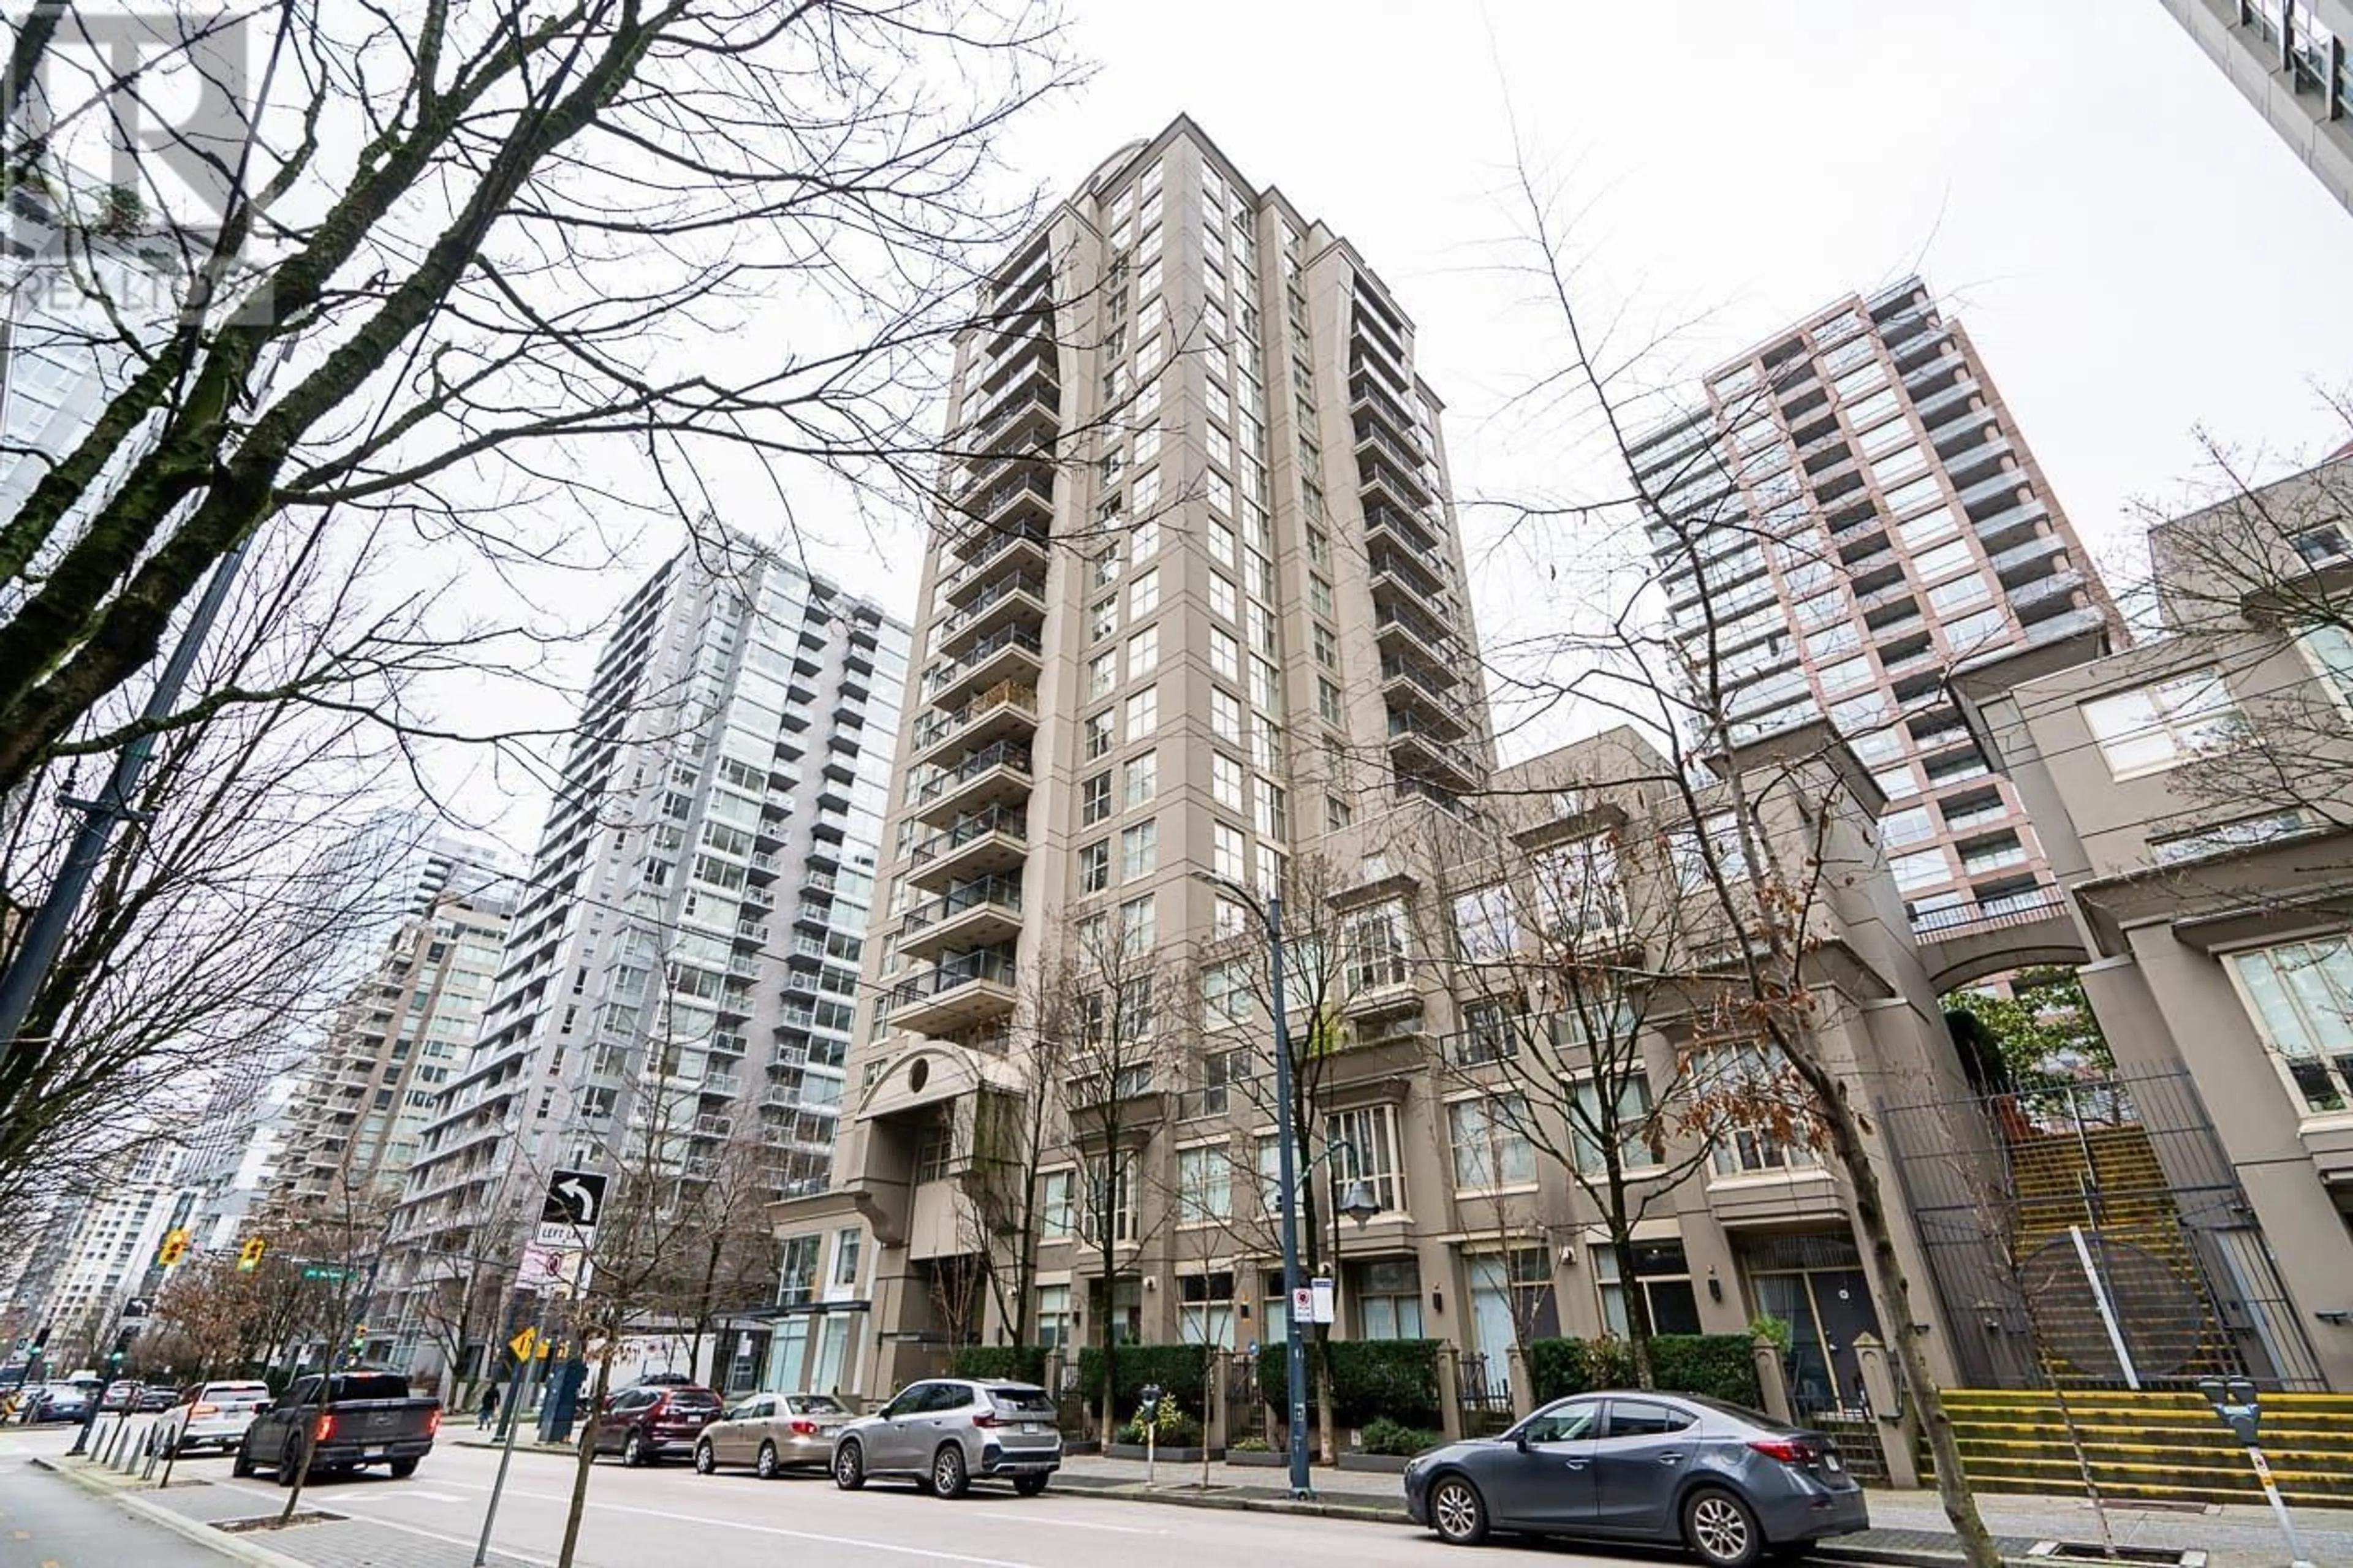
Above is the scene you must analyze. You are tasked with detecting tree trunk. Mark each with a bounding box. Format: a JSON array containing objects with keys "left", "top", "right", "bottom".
[{"left": 558, "top": 1341, "right": 615, "bottom": 1568}]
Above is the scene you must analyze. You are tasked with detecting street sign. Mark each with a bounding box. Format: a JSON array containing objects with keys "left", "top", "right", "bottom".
[
  {"left": 510, "top": 1327, "right": 539, "bottom": 1363},
  {"left": 536, "top": 1168, "right": 608, "bottom": 1249},
  {"left": 1310, "top": 1276, "right": 1336, "bottom": 1325},
  {"left": 300, "top": 1265, "right": 349, "bottom": 1282},
  {"left": 1290, "top": 1285, "right": 1313, "bottom": 1323}
]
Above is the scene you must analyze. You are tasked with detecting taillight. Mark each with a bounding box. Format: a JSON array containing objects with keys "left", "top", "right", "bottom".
[
  {"left": 1748, "top": 1437, "right": 1816, "bottom": 1464},
  {"left": 192, "top": 1403, "right": 221, "bottom": 1417},
  {"left": 426, "top": 1408, "right": 441, "bottom": 1436},
  {"left": 315, "top": 1414, "right": 338, "bottom": 1441},
  {"left": 789, "top": 1419, "right": 818, "bottom": 1436},
  {"left": 969, "top": 1411, "right": 997, "bottom": 1428}
]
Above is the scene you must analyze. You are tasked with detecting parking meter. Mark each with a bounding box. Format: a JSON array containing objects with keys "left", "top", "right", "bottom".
[
  {"left": 1138, "top": 1383, "right": 1165, "bottom": 1482},
  {"left": 1138, "top": 1384, "right": 1162, "bottom": 1423}
]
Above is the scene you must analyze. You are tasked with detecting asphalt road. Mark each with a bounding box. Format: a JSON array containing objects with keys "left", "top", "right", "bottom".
[{"left": 0, "top": 1417, "right": 1682, "bottom": 1568}]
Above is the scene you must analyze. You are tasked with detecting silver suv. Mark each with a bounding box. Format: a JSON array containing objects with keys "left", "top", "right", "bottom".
[{"left": 830, "top": 1379, "right": 1061, "bottom": 1498}]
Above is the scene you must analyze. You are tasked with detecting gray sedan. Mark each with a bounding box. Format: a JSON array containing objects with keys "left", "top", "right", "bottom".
[
  {"left": 1402, "top": 1392, "right": 1868, "bottom": 1567},
  {"left": 694, "top": 1392, "right": 851, "bottom": 1477}
]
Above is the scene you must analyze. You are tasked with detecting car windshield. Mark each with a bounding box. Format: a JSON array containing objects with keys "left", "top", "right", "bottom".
[
  {"left": 330, "top": 1374, "right": 413, "bottom": 1401},
  {"left": 790, "top": 1394, "right": 846, "bottom": 1415},
  {"left": 665, "top": 1390, "right": 722, "bottom": 1412},
  {"left": 985, "top": 1385, "right": 1056, "bottom": 1416}
]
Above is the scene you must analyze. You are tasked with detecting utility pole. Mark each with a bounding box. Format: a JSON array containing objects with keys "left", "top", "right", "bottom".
[{"left": 1263, "top": 888, "right": 1312, "bottom": 1502}]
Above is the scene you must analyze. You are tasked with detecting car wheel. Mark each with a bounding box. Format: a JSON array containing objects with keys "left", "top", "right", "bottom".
[
  {"left": 231, "top": 1442, "right": 255, "bottom": 1478},
  {"left": 1428, "top": 1473, "right": 1489, "bottom": 1546},
  {"left": 278, "top": 1436, "right": 304, "bottom": 1487},
  {"left": 1684, "top": 1487, "right": 1766, "bottom": 1568},
  {"left": 1013, "top": 1474, "right": 1048, "bottom": 1497},
  {"left": 756, "top": 1441, "right": 781, "bottom": 1480},
  {"left": 833, "top": 1439, "right": 866, "bottom": 1491},
  {"left": 623, "top": 1430, "right": 646, "bottom": 1468},
  {"left": 930, "top": 1442, "right": 969, "bottom": 1499},
  {"left": 388, "top": 1458, "right": 419, "bottom": 1479},
  {"left": 694, "top": 1441, "right": 717, "bottom": 1475}
]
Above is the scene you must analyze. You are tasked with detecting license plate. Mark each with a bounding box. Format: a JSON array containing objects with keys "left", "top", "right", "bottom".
[
  {"left": 1824, "top": 1453, "right": 1843, "bottom": 1472},
  {"left": 1021, "top": 1422, "right": 1039, "bottom": 1434}
]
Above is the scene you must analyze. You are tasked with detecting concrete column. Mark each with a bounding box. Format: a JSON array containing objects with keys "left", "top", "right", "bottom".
[
  {"left": 1436, "top": 1344, "right": 1463, "bottom": 1441},
  {"left": 1505, "top": 1344, "right": 1534, "bottom": 1417},
  {"left": 1852, "top": 1333, "right": 1920, "bottom": 1488},
  {"left": 1205, "top": 1349, "right": 1230, "bottom": 1450},
  {"left": 1752, "top": 1338, "right": 1794, "bottom": 1423}
]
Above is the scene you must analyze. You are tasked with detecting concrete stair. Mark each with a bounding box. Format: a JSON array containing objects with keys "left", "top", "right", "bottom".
[{"left": 1935, "top": 1388, "right": 2353, "bottom": 1509}]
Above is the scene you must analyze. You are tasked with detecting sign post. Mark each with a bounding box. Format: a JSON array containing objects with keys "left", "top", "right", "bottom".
[
  {"left": 476, "top": 1168, "right": 603, "bottom": 1567},
  {"left": 2198, "top": 1377, "right": 2316, "bottom": 1568}
]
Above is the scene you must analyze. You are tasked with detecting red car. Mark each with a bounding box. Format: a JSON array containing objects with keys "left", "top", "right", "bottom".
[{"left": 593, "top": 1384, "right": 724, "bottom": 1466}]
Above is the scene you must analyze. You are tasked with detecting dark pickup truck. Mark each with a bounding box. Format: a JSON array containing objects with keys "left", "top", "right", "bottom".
[{"left": 233, "top": 1371, "right": 441, "bottom": 1483}]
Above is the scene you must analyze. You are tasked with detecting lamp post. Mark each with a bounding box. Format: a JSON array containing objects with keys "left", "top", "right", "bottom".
[{"left": 1192, "top": 870, "right": 1313, "bottom": 1499}]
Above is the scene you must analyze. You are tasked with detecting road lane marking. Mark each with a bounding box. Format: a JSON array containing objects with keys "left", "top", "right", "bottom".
[{"left": 520, "top": 1496, "right": 1044, "bottom": 1567}]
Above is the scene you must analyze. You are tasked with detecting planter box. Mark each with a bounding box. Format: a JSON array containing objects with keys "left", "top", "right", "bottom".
[
  {"left": 1336, "top": 1452, "right": 1413, "bottom": 1474},
  {"left": 1224, "top": 1449, "right": 1286, "bottom": 1467},
  {"left": 1105, "top": 1442, "right": 1210, "bottom": 1463}
]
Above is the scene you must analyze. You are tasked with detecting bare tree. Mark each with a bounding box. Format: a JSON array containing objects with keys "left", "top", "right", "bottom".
[
  {"left": 0, "top": 0, "right": 1084, "bottom": 798},
  {"left": 654, "top": 1129, "right": 785, "bottom": 1387},
  {"left": 1479, "top": 143, "right": 2002, "bottom": 1562},
  {"left": 942, "top": 972, "right": 1074, "bottom": 1347}
]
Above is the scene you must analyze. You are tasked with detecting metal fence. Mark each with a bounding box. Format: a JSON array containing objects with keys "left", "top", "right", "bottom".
[
  {"left": 1881, "top": 1066, "right": 2324, "bottom": 1392},
  {"left": 1455, "top": 1349, "right": 1515, "bottom": 1436},
  {"left": 1225, "top": 1352, "right": 1270, "bottom": 1447}
]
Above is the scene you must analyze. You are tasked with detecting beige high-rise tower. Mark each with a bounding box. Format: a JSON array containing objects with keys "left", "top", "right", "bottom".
[{"left": 771, "top": 117, "right": 1493, "bottom": 1395}]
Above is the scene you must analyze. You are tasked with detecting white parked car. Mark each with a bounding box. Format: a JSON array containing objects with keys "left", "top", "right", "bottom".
[{"left": 148, "top": 1380, "right": 275, "bottom": 1455}]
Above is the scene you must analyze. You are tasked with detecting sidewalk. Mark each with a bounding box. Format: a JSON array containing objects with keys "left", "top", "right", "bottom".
[
  {"left": 35, "top": 1455, "right": 544, "bottom": 1568},
  {"left": 1045, "top": 1451, "right": 2353, "bottom": 1568}
]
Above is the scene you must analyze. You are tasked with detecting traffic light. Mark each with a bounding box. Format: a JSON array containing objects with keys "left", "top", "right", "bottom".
[
  {"left": 156, "top": 1229, "right": 191, "bottom": 1267},
  {"left": 237, "top": 1237, "right": 267, "bottom": 1272}
]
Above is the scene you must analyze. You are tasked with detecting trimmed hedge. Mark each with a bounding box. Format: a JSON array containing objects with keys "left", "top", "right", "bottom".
[
  {"left": 1527, "top": 1334, "right": 1759, "bottom": 1407},
  {"left": 1259, "top": 1338, "right": 1443, "bottom": 1429},
  {"left": 1077, "top": 1343, "right": 1210, "bottom": 1420},
  {"left": 1360, "top": 1415, "right": 1444, "bottom": 1456},
  {"left": 949, "top": 1346, "right": 1048, "bottom": 1384}
]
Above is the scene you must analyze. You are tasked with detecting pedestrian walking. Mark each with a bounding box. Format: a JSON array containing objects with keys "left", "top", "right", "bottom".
[{"left": 477, "top": 1384, "right": 500, "bottom": 1431}]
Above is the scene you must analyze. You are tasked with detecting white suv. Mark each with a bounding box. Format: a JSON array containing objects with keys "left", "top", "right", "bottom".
[{"left": 149, "top": 1381, "right": 274, "bottom": 1455}]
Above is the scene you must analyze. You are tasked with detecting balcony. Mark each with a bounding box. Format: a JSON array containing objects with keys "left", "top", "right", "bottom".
[
  {"left": 898, "top": 874, "right": 1025, "bottom": 963},
  {"left": 2009, "top": 568, "right": 2086, "bottom": 622},
  {"left": 1364, "top": 504, "right": 1442, "bottom": 558},
  {"left": 1358, "top": 434, "right": 1436, "bottom": 507},
  {"left": 941, "top": 519, "right": 1049, "bottom": 607},
  {"left": 971, "top": 383, "right": 1059, "bottom": 457},
  {"left": 1972, "top": 496, "right": 2050, "bottom": 554},
  {"left": 1368, "top": 543, "right": 1447, "bottom": 604},
  {"left": 934, "top": 571, "right": 1046, "bottom": 660},
  {"left": 911, "top": 680, "right": 1037, "bottom": 765},
  {"left": 1387, "top": 713, "right": 1482, "bottom": 792},
  {"left": 1909, "top": 376, "right": 1982, "bottom": 430},
  {"left": 921, "top": 621, "right": 1043, "bottom": 708},
  {"left": 700, "top": 1074, "right": 741, "bottom": 1099},
  {"left": 1381, "top": 656, "right": 1466, "bottom": 735},
  {"left": 906, "top": 803, "right": 1028, "bottom": 891},
  {"left": 907, "top": 737, "right": 1034, "bottom": 826},
  {"left": 887, "top": 948, "right": 1020, "bottom": 1037},
  {"left": 1358, "top": 461, "right": 1433, "bottom": 525},
  {"left": 1955, "top": 468, "right": 2033, "bottom": 521},
  {"left": 1349, "top": 370, "right": 1417, "bottom": 444},
  {"left": 1988, "top": 532, "right": 2067, "bottom": 583},
  {"left": 1374, "top": 602, "right": 1460, "bottom": 672}
]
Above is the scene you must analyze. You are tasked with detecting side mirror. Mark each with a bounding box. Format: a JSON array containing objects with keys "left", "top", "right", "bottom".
[{"left": 1514, "top": 1431, "right": 1530, "bottom": 1453}]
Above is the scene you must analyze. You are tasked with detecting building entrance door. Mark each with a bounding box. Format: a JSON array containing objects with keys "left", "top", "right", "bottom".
[{"left": 1752, "top": 1266, "right": 1881, "bottom": 1420}]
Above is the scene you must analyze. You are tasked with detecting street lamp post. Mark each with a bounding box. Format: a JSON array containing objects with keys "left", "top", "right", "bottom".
[{"left": 1262, "top": 887, "right": 1314, "bottom": 1501}]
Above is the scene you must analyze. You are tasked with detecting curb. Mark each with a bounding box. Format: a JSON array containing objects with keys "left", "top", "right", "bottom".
[{"left": 34, "top": 1457, "right": 319, "bottom": 1568}]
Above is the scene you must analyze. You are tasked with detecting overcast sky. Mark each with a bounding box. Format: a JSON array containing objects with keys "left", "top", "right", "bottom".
[{"left": 460, "top": 0, "right": 2353, "bottom": 839}]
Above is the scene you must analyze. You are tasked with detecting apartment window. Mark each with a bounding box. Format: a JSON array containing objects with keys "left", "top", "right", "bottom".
[
  {"left": 1083, "top": 709, "right": 1114, "bottom": 760},
  {"left": 1897, "top": 507, "right": 1958, "bottom": 551},
  {"left": 1343, "top": 899, "right": 1409, "bottom": 992},
  {"left": 2299, "top": 624, "right": 2353, "bottom": 708},
  {"left": 1208, "top": 519, "right": 1236, "bottom": 565},
  {"left": 1202, "top": 961, "right": 1252, "bottom": 1029},
  {"left": 1123, "top": 750, "right": 1158, "bottom": 808},
  {"left": 2080, "top": 670, "right": 2246, "bottom": 780},
  {"left": 1125, "top": 685, "right": 1158, "bottom": 738},
  {"left": 1880, "top": 806, "right": 1935, "bottom": 847},
  {"left": 832, "top": 1227, "right": 862, "bottom": 1288},
  {"left": 2230, "top": 937, "right": 2353, "bottom": 1114},
  {"left": 1452, "top": 884, "right": 1520, "bottom": 960},
  {"left": 1127, "top": 624, "right": 1159, "bottom": 676},
  {"left": 1313, "top": 624, "right": 1338, "bottom": 668},
  {"left": 1249, "top": 657, "right": 1283, "bottom": 715},
  {"left": 1040, "top": 1169, "right": 1075, "bottom": 1238},
  {"left": 914, "top": 1115, "right": 956, "bottom": 1183},
  {"left": 1327, "top": 793, "right": 1354, "bottom": 830},
  {"left": 1882, "top": 473, "right": 1943, "bottom": 516},
  {"left": 1120, "top": 819, "right": 1158, "bottom": 881},
  {"left": 1079, "top": 840, "right": 1110, "bottom": 895},
  {"left": 1594, "top": 1240, "right": 1702, "bottom": 1338},
  {"left": 2151, "top": 809, "right": 2312, "bottom": 866},
  {"left": 1926, "top": 574, "right": 1991, "bottom": 616},
  {"left": 1449, "top": 1094, "right": 1536, "bottom": 1189},
  {"left": 1355, "top": 1257, "right": 1424, "bottom": 1339},
  {"left": 1089, "top": 594, "right": 1118, "bottom": 642},
  {"left": 1670, "top": 812, "right": 1750, "bottom": 891},
  {"left": 1317, "top": 678, "right": 1344, "bottom": 725},
  {"left": 1816, "top": 655, "right": 1872, "bottom": 693},
  {"left": 1700, "top": 1044, "right": 1821, "bottom": 1176},
  {"left": 1794, "top": 589, "right": 1846, "bottom": 629},
  {"left": 1943, "top": 606, "right": 2010, "bottom": 654},
  {"left": 1208, "top": 575, "right": 1238, "bottom": 621},
  {"left": 1210, "top": 627, "right": 1241, "bottom": 680},
  {"left": 1086, "top": 650, "right": 1116, "bottom": 700},
  {"left": 1129, "top": 567, "right": 1160, "bottom": 617},
  {"left": 778, "top": 1235, "right": 820, "bottom": 1306},
  {"left": 1309, "top": 574, "right": 1335, "bottom": 618},
  {"left": 1571, "top": 1078, "right": 1659, "bottom": 1175},
  {"left": 1178, "top": 1144, "right": 1233, "bottom": 1222},
  {"left": 1325, "top": 1104, "right": 1404, "bottom": 1213},
  {"left": 1080, "top": 771, "right": 1113, "bottom": 825},
  {"left": 1091, "top": 542, "right": 1123, "bottom": 587},
  {"left": 1254, "top": 779, "right": 1287, "bottom": 841},
  {"left": 1036, "top": 1284, "right": 1073, "bottom": 1349},
  {"left": 1212, "top": 753, "right": 1245, "bottom": 809},
  {"left": 1210, "top": 688, "right": 1242, "bottom": 741},
  {"left": 1890, "top": 849, "right": 1948, "bottom": 891},
  {"left": 1212, "top": 821, "right": 1246, "bottom": 882},
  {"left": 1214, "top": 897, "right": 1249, "bottom": 940},
  {"left": 1201, "top": 1046, "right": 1248, "bottom": 1113},
  {"left": 1912, "top": 538, "right": 1974, "bottom": 583},
  {"left": 1306, "top": 526, "right": 1330, "bottom": 567},
  {"left": 1080, "top": 1153, "right": 1138, "bottom": 1244},
  {"left": 1119, "top": 893, "right": 1156, "bottom": 955}
]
